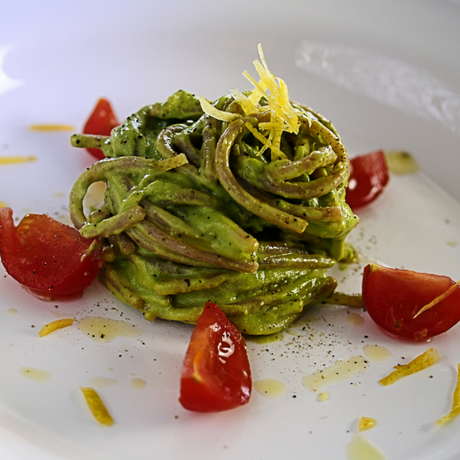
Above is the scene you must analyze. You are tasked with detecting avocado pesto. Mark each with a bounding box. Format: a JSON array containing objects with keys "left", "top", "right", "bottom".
[{"left": 69, "top": 51, "right": 359, "bottom": 335}]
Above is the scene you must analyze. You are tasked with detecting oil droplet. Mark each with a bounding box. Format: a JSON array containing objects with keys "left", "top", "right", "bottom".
[
  {"left": 7, "top": 308, "right": 17, "bottom": 315},
  {"left": 19, "top": 367, "right": 51, "bottom": 383},
  {"left": 52, "top": 191, "right": 66, "bottom": 198},
  {"left": 363, "top": 345, "right": 392, "bottom": 362},
  {"left": 385, "top": 150, "right": 418, "bottom": 175},
  {"left": 318, "top": 391, "right": 329, "bottom": 401},
  {"left": 86, "top": 376, "right": 119, "bottom": 388},
  {"left": 253, "top": 379, "right": 286, "bottom": 398},
  {"left": 358, "top": 416, "right": 377, "bottom": 431},
  {"left": 347, "top": 312, "right": 365, "bottom": 326},
  {"left": 78, "top": 316, "right": 141, "bottom": 343},
  {"left": 246, "top": 332, "right": 283, "bottom": 344},
  {"left": 130, "top": 378, "right": 147, "bottom": 389},
  {"left": 447, "top": 240, "right": 458, "bottom": 247},
  {"left": 302, "top": 356, "right": 369, "bottom": 392},
  {"left": 346, "top": 433, "right": 386, "bottom": 460}
]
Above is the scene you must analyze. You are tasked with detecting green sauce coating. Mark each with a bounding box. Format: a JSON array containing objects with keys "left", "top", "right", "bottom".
[{"left": 69, "top": 90, "right": 359, "bottom": 335}]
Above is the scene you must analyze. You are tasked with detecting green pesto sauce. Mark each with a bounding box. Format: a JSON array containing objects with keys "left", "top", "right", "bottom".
[{"left": 70, "top": 90, "right": 358, "bottom": 335}]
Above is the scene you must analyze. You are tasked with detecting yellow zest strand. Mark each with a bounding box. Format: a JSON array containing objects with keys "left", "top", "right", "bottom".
[
  {"left": 379, "top": 347, "right": 441, "bottom": 386},
  {"left": 200, "top": 44, "right": 300, "bottom": 159},
  {"left": 244, "top": 122, "right": 270, "bottom": 150},
  {"left": 358, "top": 416, "right": 377, "bottom": 431},
  {"left": 270, "top": 129, "right": 284, "bottom": 161},
  {"left": 413, "top": 280, "right": 460, "bottom": 319},
  {"left": 29, "top": 124, "right": 75, "bottom": 131},
  {"left": 230, "top": 88, "right": 258, "bottom": 115},
  {"left": 252, "top": 49, "right": 299, "bottom": 133},
  {"left": 198, "top": 96, "right": 239, "bottom": 123},
  {"left": 242, "top": 70, "right": 292, "bottom": 130},
  {"left": 0, "top": 155, "right": 36, "bottom": 165},
  {"left": 38, "top": 318, "right": 75, "bottom": 337},
  {"left": 80, "top": 387, "right": 114, "bottom": 426},
  {"left": 244, "top": 123, "right": 287, "bottom": 160},
  {"left": 436, "top": 363, "right": 460, "bottom": 426}
]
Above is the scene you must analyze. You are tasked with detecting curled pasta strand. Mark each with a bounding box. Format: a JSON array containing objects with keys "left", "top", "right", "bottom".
[
  {"left": 154, "top": 125, "right": 186, "bottom": 159},
  {"left": 253, "top": 161, "right": 348, "bottom": 200},
  {"left": 81, "top": 205, "right": 146, "bottom": 238},
  {"left": 267, "top": 146, "right": 337, "bottom": 181},
  {"left": 127, "top": 219, "right": 259, "bottom": 273},
  {"left": 70, "top": 155, "right": 188, "bottom": 229},
  {"left": 200, "top": 115, "right": 219, "bottom": 183},
  {"left": 172, "top": 132, "right": 201, "bottom": 166},
  {"left": 215, "top": 117, "right": 308, "bottom": 233},
  {"left": 235, "top": 177, "right": 345, "bottom": 223}
]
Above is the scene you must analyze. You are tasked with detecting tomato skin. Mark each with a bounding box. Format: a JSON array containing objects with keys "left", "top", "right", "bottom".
[
  {"left": 0, "top": 207, "right": 103, "bottom": 298},
  {"left": 179, "top": 302, "right": 252, "bottom": 412},
  {"left": 346, "top": 149, "right": 390, "bottom": 210},
  {"left": 82, "top": 98, "right": 118, "bottom": 160},
  {"left": 362, "top": 264, "right": 460, "bottom": 341}
]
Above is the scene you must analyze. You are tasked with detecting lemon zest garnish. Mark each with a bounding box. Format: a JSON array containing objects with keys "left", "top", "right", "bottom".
[
  {"left": 0, "top": 155, "right": 37, "bottom": 165},
  {"left": 244, "top": 122, "right": 270, "bottom": 149},
  {"left": 244, "top": 123, "right": 287, "bottom": 160},
  {"left": 358, "top": 416, "right": 377, "bottom": 431},
  {"left": 379, "top": 347, "right": 441, "bottom": 386},
  {"left": 270, "top": 130, "right": 285, "bottom": 161},
  {"left": 29, "top": 124, "right": 75, "bottom": 131},
  {"left": 413, "top": 279, "right": 460, "bottom": 319},
  {"left": 199, "top": 44, "right": 300, "bottom": 161},
  {"left": 230, "top": 88, "right": 258, "bottom": 114},
  {"left": 38, "top": 318, "right": 75, "bottom": 337},
  {"left": 242, "top": 70, "right": 295, "bottom": 131},
  {"left": 198, "top": 96, "right": 239, "bottom": 123},
  {"left": 80, "top": 387, "right": 114, "bottom": 426},
  {"left": 436, "top": 363, "right": 460, "bottom": 426}
]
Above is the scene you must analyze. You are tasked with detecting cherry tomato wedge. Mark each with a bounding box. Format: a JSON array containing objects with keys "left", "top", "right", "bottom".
[
  {"left": 346, "top": 149, "right": 390, "bottom": 210},
  {"left": 0, "top": 207, "right": 103, "bottom": 298},
  {"left": 82, "top": 98, "right": 118, "bottom": 160},
  {"left": 362, "top": 263, "right": 460, "bottom": 341},
  {"left": 179, "top": 302, "right": 252, "bottom": 412}
]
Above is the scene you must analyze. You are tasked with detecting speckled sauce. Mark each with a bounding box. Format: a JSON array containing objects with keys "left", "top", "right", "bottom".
[
  {"left": 77, "top": 316, "right": 142, "bottom": 343},
  {"left": 302, "top": 355, "right": 369, "bottom": 392},
  {"left": 253, "top": 378, "right": 287, "bottom": 398}
]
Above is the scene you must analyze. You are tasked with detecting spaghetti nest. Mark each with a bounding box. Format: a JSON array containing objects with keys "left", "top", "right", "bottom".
[{"left": 69, "top": 89, "right": 359, "bottom": 334}]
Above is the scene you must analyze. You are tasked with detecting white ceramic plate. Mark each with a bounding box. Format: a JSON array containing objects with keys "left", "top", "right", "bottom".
[{"left": 1, "top": 1, "right": 460, "bottom": 459}]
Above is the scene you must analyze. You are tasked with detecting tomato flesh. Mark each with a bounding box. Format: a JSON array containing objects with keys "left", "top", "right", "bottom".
[
  {"left": 346, "top": 149, "right": 390, "bottom": 210},
  {"left": 83, "top": 98, "right": 118, "bottom": 159},
  {"left": 0, "top": 207, "right": 102, "bottom": 298},
  {"left": 179, "top": 302, "right": 252, "bottom": 412},
  {"left": 362, "top": 263, "right": 460, "bottom": 340}
]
